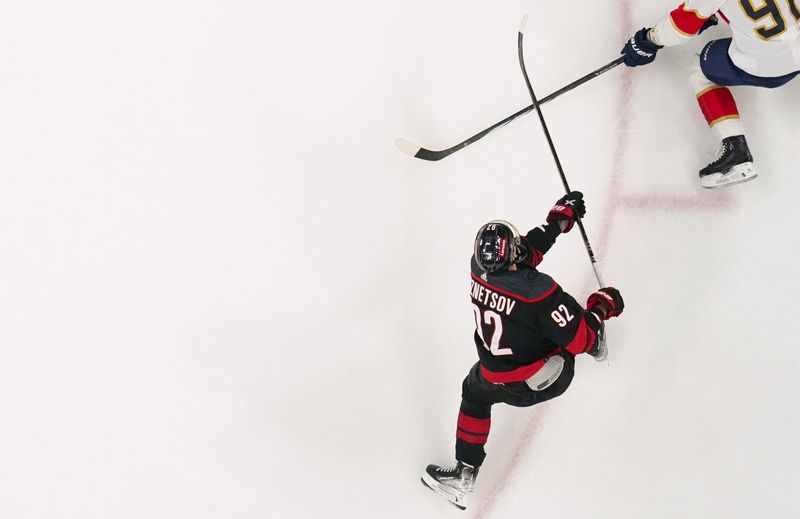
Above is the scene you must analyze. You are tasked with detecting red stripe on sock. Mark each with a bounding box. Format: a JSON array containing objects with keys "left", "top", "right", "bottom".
[
  {"left": 457, "top": 429, "right": 489, "bottom": 444},
  {"left": 457, "top": 412, "right": 490, "bottom": 434},
  {"left": 697, "top": 87, "right": 739, "bottom": 126}
]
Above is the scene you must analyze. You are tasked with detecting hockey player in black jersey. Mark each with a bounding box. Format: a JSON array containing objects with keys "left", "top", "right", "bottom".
[{"left": 421, "top": 192, "right": 624, "bottom": 510}]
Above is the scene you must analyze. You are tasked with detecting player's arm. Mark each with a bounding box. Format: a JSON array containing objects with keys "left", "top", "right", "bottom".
[
  {"left": 538, "top": 287, "right": 624, "bottom": 357},
  {"left": 622, "top": 1, "right": 723, "bottom": 67},
  {"left": 522, "top": 191, "right": 585, "bottom": 268},
  {"left": 651, "top": 1, "right": 724, "bottom": 46}
]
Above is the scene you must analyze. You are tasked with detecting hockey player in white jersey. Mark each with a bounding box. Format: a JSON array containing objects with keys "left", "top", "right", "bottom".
[{"left": 622, "top": 1, "right": 800, "bottom": 188}]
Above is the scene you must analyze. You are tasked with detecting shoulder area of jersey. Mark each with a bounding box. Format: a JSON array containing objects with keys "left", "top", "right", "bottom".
[{"left": 471, "top": 267, "right": 558, "bottom": 303}]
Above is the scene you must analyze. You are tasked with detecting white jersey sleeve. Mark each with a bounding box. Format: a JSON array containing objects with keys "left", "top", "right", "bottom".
[
  {"left": 650, "top": 1, "right": 727, "bottom": 47},
  {"left": 650, "top": 1, "right": 800, "bottom": 77}
]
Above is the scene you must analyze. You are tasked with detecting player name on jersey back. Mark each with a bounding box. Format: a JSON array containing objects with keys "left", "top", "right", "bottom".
[{"left": 470, "top": 279, "right": 517, "bottom": 316}]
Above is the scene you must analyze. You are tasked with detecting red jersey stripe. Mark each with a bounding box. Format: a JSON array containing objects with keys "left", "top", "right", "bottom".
[
  {"left": 669, "top": 3, "right": 709, "bottom": 36},
  {"left": 563, "top": 317, "right": 597, "bottom": 355},
  {"left": 480, "top": 358, "right": 547, "bottom": 383},
  {"left": 530, "top": 250, "right": 543, "bottom": 268}
]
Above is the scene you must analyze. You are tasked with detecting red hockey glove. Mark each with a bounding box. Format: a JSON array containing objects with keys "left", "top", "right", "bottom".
[
  {"left": 546, "top": 191, "right": 586, "bottom": 233},
  {"left": 587, "top": 287, "right": 624, "bottom": 319}
]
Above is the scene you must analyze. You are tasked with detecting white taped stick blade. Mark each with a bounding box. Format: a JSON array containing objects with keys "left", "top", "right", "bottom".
[
  {"left": 395, "top": 138, "right": 421, "bottom": 157},
  {"left": 519, "top": 15, "right": 528, "bottom": 34}
]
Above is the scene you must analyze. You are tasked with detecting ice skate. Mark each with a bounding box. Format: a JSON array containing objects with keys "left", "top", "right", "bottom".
[
  {"left": 699, "top": 135, "right": 757, "bottom": 189},
  {"left": 420, "top": 461, "right": 478, "bottom": 510}
]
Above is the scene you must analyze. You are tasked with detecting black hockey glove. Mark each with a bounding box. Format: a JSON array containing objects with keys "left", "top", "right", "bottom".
[
  {"left": 587, "top": 287, "right": 624, "bottom": 319},
  {"left": 546, "top": 191, "right": 586, "bottom": 233},
  {"left": 698, "top": 14, "right": 719, "bottom": 35},
  {"left": 621, "top": 28, "right": 662, "bottom": 67}
]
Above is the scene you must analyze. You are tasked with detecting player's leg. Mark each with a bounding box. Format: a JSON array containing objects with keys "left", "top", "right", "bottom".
[
  {"left": 691, "top": 38, "right": 800, "bottom": 188},
  {"left": 503, "top": 353, "right": 575, "bottom": 408},
  {"left": 421, "top": 356, "right": 576, "bottom": 509},
  {"left": 453, "top": 362, "right": 504, "bottom": 468},
  {"left": 690, "top": 40, "right": 755, "bottom": 188},
  {"left": 449, "top": 355, "right": 576, "bottom": 468},
  {"left": 421, "top": 363, "right": 496, "bottom": 510}
]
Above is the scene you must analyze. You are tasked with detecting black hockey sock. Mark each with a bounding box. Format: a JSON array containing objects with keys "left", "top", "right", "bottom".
[{"left": 455, "top": 409, "right": 490, "bottom": 467}]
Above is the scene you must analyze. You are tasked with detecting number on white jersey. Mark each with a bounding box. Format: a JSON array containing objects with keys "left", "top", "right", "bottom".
[{"left": 738, "top": 0, "right": 800, "bottom": 41}]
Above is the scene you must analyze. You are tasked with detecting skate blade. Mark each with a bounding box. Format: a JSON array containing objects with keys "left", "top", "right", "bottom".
[
  {"left": 420, "top": 474, "right": 467, "bottom": 510},
  {"left": 700, "top": 163, "right": 758, "bottom": 189}
]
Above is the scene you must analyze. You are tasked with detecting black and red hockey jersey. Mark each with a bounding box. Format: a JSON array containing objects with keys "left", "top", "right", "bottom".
[{"left": 469, "top": 224, "right": 601, "bottom": 383}]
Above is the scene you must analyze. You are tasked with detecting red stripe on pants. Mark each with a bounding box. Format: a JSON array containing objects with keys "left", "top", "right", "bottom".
[{"left": 697, "top": 87, "right": 739, "bottom": 126}]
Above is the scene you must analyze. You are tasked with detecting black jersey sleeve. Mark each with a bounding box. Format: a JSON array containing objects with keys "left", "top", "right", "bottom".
[
  {"left": 521, "top": 223, "right": 562, "bottom": 268},
  {"left": 534, "top": 287, "right": 599, "bottom": 356}
]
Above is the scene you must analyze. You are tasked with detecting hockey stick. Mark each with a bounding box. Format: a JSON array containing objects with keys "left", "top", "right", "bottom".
[
  {"left": 396, "top": 56, "right": 624, "bottom": 161},
  {"left": 517, "top": 15, "right": 604, "bottom": 288}
]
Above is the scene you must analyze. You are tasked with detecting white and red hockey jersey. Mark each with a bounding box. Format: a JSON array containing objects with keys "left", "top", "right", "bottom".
[{"left": 650, "top": 0, "right": 800, "bottom": 77}]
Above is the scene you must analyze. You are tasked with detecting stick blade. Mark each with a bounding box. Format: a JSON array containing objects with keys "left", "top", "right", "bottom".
[
  {"left": 519, "top": 14, "right": 528, "bottom": 34},
  {"left": 395, "top": 137, "right": 422, "bottom": 157}
]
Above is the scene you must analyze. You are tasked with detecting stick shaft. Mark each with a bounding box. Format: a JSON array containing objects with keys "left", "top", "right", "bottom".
[
  {"left": 517, "top": 21, "right": 604, "bottom": 287},
  {"left": 403, "top": 57, "right": 624, "bottom": 161}
]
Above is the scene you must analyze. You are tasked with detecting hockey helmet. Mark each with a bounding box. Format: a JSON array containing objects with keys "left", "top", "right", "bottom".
[{"left": 474, "top": 220, "right": 525, "bottom": 273}]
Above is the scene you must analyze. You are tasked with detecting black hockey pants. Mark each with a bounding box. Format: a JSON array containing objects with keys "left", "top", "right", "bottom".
[{"left": 455, "top": 354, "right": 574, "bottom": 467}]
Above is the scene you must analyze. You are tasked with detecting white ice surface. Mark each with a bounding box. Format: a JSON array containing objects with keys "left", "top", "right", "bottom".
[{"left": 1, "top": 1, "right": 799, "bottom": 518}]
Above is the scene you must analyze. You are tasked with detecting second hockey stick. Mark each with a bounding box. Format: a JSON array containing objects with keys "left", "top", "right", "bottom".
[
  {"left": 517, "top": 15, "right": 604, "bottom": 288},
  {"left": 396, "top": 56, "right": 624, "bottom": 162}
]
